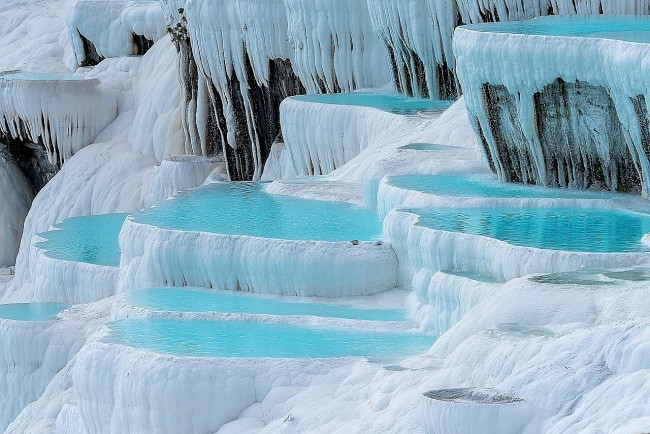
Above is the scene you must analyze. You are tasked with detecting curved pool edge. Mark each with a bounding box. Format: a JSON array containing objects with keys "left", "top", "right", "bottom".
[
  {"left": 29, "top": 235, "right": 119, "bottom": 304},
  {"left": 385, "top": 209, "right": 650, "bottom": 283},
  {"left": 118, "top": 218, "right": 398, "bottom": 297},
  {"left": 73, "top": 336, "right": 367, "bottom": 433},
  {"left": 111, "top": 294, "right": 416, "bottom": 333},
  {"left": 376, "top": 174, "right": 650, "bottom": 219}
]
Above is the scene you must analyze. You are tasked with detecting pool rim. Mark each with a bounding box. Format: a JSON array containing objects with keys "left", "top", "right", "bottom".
[
  {"left": 101, "top": 318, "right": 435, "bottom": 361},
  {"left": 394, "top": 208, "right": 650, "bottom": 256},
  {"left": 458, "top": 15, "right": 650, "bottom": 46},
  {"left": 0, "top": 302, "right": 69, "bottom": 322}
]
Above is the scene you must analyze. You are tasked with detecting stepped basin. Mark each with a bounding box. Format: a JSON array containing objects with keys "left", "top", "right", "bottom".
[
  {"left": 421, "top": 388, "right": 532, "bottom": 434},
  {"left": 133, "top": 183, "right": 381, "bottom": 241},
  {"left": 127, "top": 288, "right": 407, "bottom": 322},
  {"left": 106, "top": 318, "right": 434, "bottom": 359},
  {"left": 411, "top": 207, "right": 650, "bottom": 253},
  {"left": 291, "top": 92, "right": 452, "bottom": 115},
  {"left": 0, "top": 303, "right": 84, "bottom": 432},
  {"left": 36, "top": 214, "right": 126, "bottom": 266},
  {"left": 120, "top": 183, "right": 397, "bottom": 296},
  {"left": 0, "top": 303, "right": 67, "bottom": 321},
  {"left": 464, "top": 16, "right": 650, "bottom": 43},
  {"left": 269, "top": 94, "right": 431, "bottom": 178},
  {"left": 389, "top": 174, "right": 616, "bottom": 200},
  {"left": 30, "top": 214, "right": 126, "bottom": 304}
]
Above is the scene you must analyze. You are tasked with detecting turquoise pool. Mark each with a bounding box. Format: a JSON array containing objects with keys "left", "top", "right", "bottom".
[
  {"left": 292, "top": 92, "right": 452, "bottom": 115},
  {"left": 132, "top": 183, "right": 382, "bottom": 242},
  {"left": 127, "top": 288, "right": 407, "bottom": 322},
  {"left": 388, "top": 174, "right": 615, "bottom": 199},
  {"left": 107, "top": 318, "right": 434, "bottom": 359},
  {"left": 0, "top": 303, "right": 68, "bottom": 321},
  {"left": 410, "top": 207, "right": 650, "bottom": 253},
  {"left": 464, "top": 16, "right": 650, "bottom": 43},
  {"left": 36, "top": 214, "right": 127, "bottom": 266},
  {"left": 398, "top": 143, "right": 460, "bottom": 151}
]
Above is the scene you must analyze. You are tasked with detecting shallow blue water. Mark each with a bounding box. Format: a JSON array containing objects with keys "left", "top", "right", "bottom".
[
  {"left": 465, "top": 16, "right": 650, "bottom": 43},
  {"left": 389, "top": 174, "right": 616, "bottom": 199},
  {"left": 133, "top": 183, "right": 382, "bottom": 241},
  {"left": 36, "top": 214, "right": 127, "bottom": 266},
  {"left": 398, "top": 143, "right": 460, "bottom": 151},
  {"left": 0, "top": 72, "right": 80, "bottom": 81},
  {"left": 107, "top": 318, "right": 434, "bottom": 359},
  {"left": 292, "top": 92, "right": 452, "bottom": 115},
  {"left": 128, "top": 288, "right": 407, "bottom": 322},
  {"left": 410, "top": 207, "right": 650, "bottom": 253},
  {"left": 0, "top": 303, "right": 68, "bottom": 321}
]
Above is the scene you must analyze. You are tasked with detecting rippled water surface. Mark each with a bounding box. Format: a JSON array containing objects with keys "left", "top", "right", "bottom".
[
  {"left": 133, "top": 183, "right": 382, "bottom": 241},
  {"left": 128, "top": 288, "right": 407, "bottom": 321},
  {"left": 292, "top": 92, "right": 452, "bottom": 115},
  {"left": 465, "top": 16, "right": 650, "bottom": 43},
  {"left": 410, "top": 207, "right": 650, "bottom": 253},
  {"left": 36, "top": 214, "right": 127, "bottom": 266},
  {"left": 0, "top": 303, "right": 68, "bottom": 321},
  {"left": 389, "top": 174, "right": 616, "bottom": 199},
  {"left": 107, "top": 318, "right": 435, "bottom": 359}
]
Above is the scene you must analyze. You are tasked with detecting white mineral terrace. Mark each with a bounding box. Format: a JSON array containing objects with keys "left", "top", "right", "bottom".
[
  {"left": 5, "top": 1, "right": 650, "bottom": 433},
  {"left": 68, "top": 0, "right": 166, "bottom": 64},
  {"left": 454, "top": 16, "right": 650, "bottom": 195},
  {"left": 118, "top": 218, "right": 398, "bottom": 297},
  {"left": 29, "top": 235, "right": 119, "bottom": 304},
  {"left": 264, "top": 96, "right": 419, "bottom": 179}
]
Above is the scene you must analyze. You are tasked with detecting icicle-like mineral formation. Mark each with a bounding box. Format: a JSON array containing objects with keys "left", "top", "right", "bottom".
[
  {"left": 365, "top": 0, "right": 650, "bottom": 103},
  {"left": 0, "top": 73, "right": 118, "bottom": 168},
  {"left": 162, "top": 0, "right": 391, "bottom": 180},
  {"left": 367, "top": 0, "right": 458, "bottom": 99},
  {"left": 454, "top": 16, "right": 650, "bottom": 195}
]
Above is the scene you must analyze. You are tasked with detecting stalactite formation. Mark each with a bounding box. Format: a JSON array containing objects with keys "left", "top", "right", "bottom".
[
  {"left": 0, "top": 74, "right": 119, "bottom": 167},
  {"left": 455, "top": 16, "right": 650, "bottom": 196},
  {"left": 0, "top": 135, "right": 57, "bottom": 194}
]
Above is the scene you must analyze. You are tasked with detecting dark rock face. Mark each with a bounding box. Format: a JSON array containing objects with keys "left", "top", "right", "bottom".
[
  {"left": 233, "top": 56, "right": 306, "bottom": 180},
  {"left": 133, "top": 33, "right": 155, "bottom": 56},
  {"left": 174, "top": 35, "right": 305, "bottom": 180},
  {"left": 211, "top": 54, "right": 305, "bottom": 181},
  {"left": 176, "top": 39, "right": 207, "bottom": 153},
  {"left": 0, "top": 135, "right": 57, "bottom": 195},
  {"left": 383, "top": 36, "right": 458, "bottom": 101},
  {"left": 481, "top": 84, "right": 536, "bottom": 184},
  {"left": 479, "top": 79, "right": 642, "bottom": 193},
  {"left": 79, "top": 32, "right": 104, "bottom": 66},
  {"left": 535, "top": 79, "right": 639, "bottom": 192}
]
